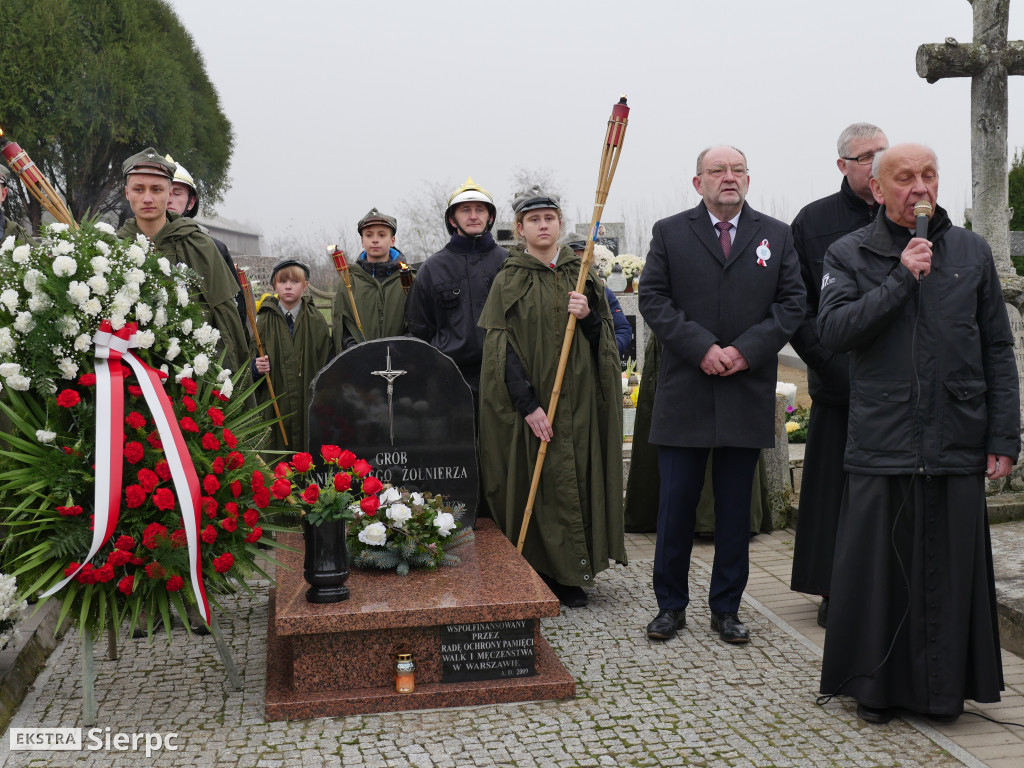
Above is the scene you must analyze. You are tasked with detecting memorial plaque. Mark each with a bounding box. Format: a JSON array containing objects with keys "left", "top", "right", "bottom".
[
  {"left": 440, "top": 619, "right": 536, "bottom": 683},
  {"left": 308, "top": 337, "right": 479, "bottom": 526}
]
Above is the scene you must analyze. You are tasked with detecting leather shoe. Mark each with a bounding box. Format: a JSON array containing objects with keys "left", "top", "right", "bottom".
[
  {"left": 540, "top": 575, "right": 588, "bottom": 608},
  {"left": 646, "top": 609, "right": 685, "bottom": 640},
  {"left": 857, "top": 702, "right": 895, "bottom": 724},
  {"left": 710, "top": 612, "right": 750, "bottom": 644},
  {"left": 817, "top": 596, "right": 829, "bottom": 629},
  {"left": 925, "top": 712, "right": 960, "bottom": 725}
]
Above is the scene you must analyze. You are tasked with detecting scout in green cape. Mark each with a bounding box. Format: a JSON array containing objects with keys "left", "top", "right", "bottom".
[
  {"left": 477, "top": 189, "right": 626, "bottom": 607},
  {"left": 116, "top": 148, "right": 248, "bottom": 374},
  {"left": 252, "top": 258, "right": 332, "bottom": 453},
  {"left": 0, "top": 165, "right": 30, "bottom": 244},
  {"left": 332, "top": 207, "right": 415, "bottom": 352}
]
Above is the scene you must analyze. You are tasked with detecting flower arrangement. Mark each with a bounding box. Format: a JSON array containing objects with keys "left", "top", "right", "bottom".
[
  {"left": 285, "top": 446, "right": 375, "bottom": 527},
  {"left": 0, "top": 573, "right": 27, "bottom": 651},
  {"left": 612, "top": 253, "right": 645, "bottom": 281},
  {"left": 591, "top": 244, "right": 616, "bottom": 276},
  {"left": 0, "top": 222, "right": 295, "bottom": 640},
  {"left": 347, "top": 482, "right": 473, "bottom": 577},
  {"left": 785, "top": 404, "right": 811, "bottom": 443}
]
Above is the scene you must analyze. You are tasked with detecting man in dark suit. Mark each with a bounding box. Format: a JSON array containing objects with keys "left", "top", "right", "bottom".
[{"left": 639, "top": 145, "right": 805, "bottom": 643}]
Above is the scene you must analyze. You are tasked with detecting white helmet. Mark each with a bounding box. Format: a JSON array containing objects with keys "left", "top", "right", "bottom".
[
  {"left": 165, "top": 154, "right": 199, "bottom": 217},
  {"left": 445, "top": 177, "right": 496, "bottom": 236}
]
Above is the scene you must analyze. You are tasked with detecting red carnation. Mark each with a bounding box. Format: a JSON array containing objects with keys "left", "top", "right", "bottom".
[
  {"left": 253, "top": 487, "right": 271, "bottom": 508},
  {"left": 179, "top": 377, "right": 198, "bottom": 395},
  {"left": 115, "top": 535, "right": 136, "bottom": 551},
  {"left": 170, "top": 529, "right": 187, "bottom": 548},
  {"left": 353, "top": 458, "right": 372, "bottom": 477},
  {"left": 203, "top": 474, "right": 220, "bottom": 494},
  {"left": 201, "top": 432, "right": 221, "bottom": 451},
  {"left": 118, "top": 576, "right": 135, "bottom": 595},
  {"left": 143, "top": 522, "right": 168, "bottom": 549},
  {"left": 145, "top": 562, "right": 166, "bottom": 579},
  {"left": 222, "top": 429, "right": 237, "bottom": 448},
  {"left": 243, "top": 509, "right": 259, "bottom": 527},
  {"left": 124, "top": 484, "right": 148, "bottom": 509},
  {"left": 155, "top": 460, "right": 172, "bottom": 481},
  {"left": 291, "top": 452, "right": 314, "bottom": 473},
  {"left": 123, "top": 441, "right": 145, "bottom": 464},
  {"left": 229, "top": 479, "right": 242, "bottom": 498},
  {"left": 129, "top": 555, "right": 145, "bottom": 566},
  {"left": 76, "top": 564, "right": 96, "bottom": 584},
  {"left": 245, "top": 527, "right": 263, "bottom": 544},
  {"left": 213, "top": 552, "right": 234, "bottom": 574},
  {"left": 274, "top": 462, "right": 291, "bottom": 479},
  {"left": 226, "top": 451, "right": 245, "bottom": 469},
  {"left": 251, "top": 471, "right": 265, "bottom": 490},
  {"left": 56, "top": 389, "right": 81, "bottom": 408},
  {"left": 137, "top": 468, "right": 159, "bottom": 493},
  {"left": 181, "top": 395, "right": 197, "bottom": 413},
  {"left": 334, "top": 473, "right": 352, "bottom": 492},
  {"left": 212, "top": 389, "right": 230, "bottom": 402},
  {"left": 272, "top": 477, "right": 291, "bottom": 500},
  {"left": 362, "top": 476, "right": 383, "bottom": 496},
  {"left": 338, "top": 450, "right": 356, "bottom": 469},
  {"left": 64, "top": 562, "right": 81, "bottom": 578},
  {"left": 179, "top": 416, "right": 199, "bottom": 433},
  {"left": 321, "top": 445, "right": 342, "bottom": 465},
  {"left": 166, "top": 575, "right": 185, "bottom": 592},
  {"left": 208, "top": 407, "right": 225, "bottom": 426},
  {"left": 153, "top": 487, "right": 175, "bottom": 511},
  {"left": 56, "top": 504, "right": 84, "bottom": 517},
  {"left": 202, "top": 496, "right": 218, "bottom": 518},
  {"left": 107, "top": 549, "right": 132, "bottom": 567},
  {"left": 360, "top": 495, "right": 380, "bottom": 515},
  {"left": 127, "top": 385, "right": 144, "bottom": 398},
  {"left": 301, "top": 484, "right": 320, "bottom": 504},
  {"left": 220, "top": 516, "right": 238, "bottom": 533},
  {"left": 211, "top": 456, "right": 225, "bottom": 475},
  {"left": 94, "top": 563, "right": 116, "bottom": 583},
  {"left": 126, "top": 411, "right": 147, "bottom": 430},
  {"left": 201, "top": 525, "right": 217, "bottom": 544},
  {"left": 147, "top": 431, "right": 163, "bottom": 450},
  {"left": 78, "top": 373, "right": 97, "bottom": 387}
]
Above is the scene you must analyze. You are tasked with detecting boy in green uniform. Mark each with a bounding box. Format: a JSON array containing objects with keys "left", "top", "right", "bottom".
[
  {"left": 332, "top": 208, "right": 414, "bottom": 352},
  {"left": 253, "top": 259, "right": 332, "bottom": 453}
]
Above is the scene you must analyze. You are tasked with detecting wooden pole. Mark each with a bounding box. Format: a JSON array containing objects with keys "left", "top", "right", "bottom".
[
  {"left": 517, "top": 97, "right": 630, "bottom": 553},
  {"left": 0, "top": 132, "right": 77, "bottom": 229},
  {"left": 236, "top": 268, "right": 289, "bottom": 446},
  {"left": 331, "top": 247, "right": 366, "bottom": 342}
]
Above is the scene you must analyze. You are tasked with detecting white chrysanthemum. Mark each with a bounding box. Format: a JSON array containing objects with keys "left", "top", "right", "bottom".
[
  {"left": 165, "top": 337, "right": 181, "bottom": 361},
  {"left": 134, "top": 302, "right": 153, "bottom": 325},
  {"left": 126, "top": 268, "right": 146, "bottom": 285},
  {"left": 156, "top": 287, "right": 168, "bottom": 307},
  {"left": 153, "top": 306, "right": 167, "bottom": 327},
  {"left": 117, "top": 282, "right": 140, "bottom": 303},
  {"left": 87, "top": 275, "right": 109, "bottom": 295},
  {"left": 35, "top": 430, "right": 56, "bottom": 444},
  {"left": 194, "top": 323, "right": 220, "bottom": 348},
  {"left": 94, "top": 240, "right": 110, "bottom": 256},
  {"left": 94, "top": 221, "right": 116, "bottom": 235},
  {"left": 57, "top": 357, "right": 78, "bottom": 379},
  {"left": 51, "top": 255, "right": 77, "bottom": 277},
  {"left": 1, "top": 236, "right": 14, "bottom": 253},
  {"left": 82, "top": 298, "right": 102, "bottom": 317},
  {"left": 217, "top": 368, "right": 232, "bottom": 382},
  {"left": 46, "top": 222, "right": 69, "bottom": 234},
  {"left": 175, "top": 365, "right": 195, "bottom": 383},
  {"left": 13, "top": 312, "right": 34, "bottom": 333},
  {"left": 11, "top": 245, "right": 30, "bottom": 264},
  {"left": 433, "top": 511, "right": 457, "bottom": 537},
  {"left": 90, "top": 255, "right": 110, "bottom": 274},
  {"left": 134, "top": 233, "right": 150, "bottom": 250},
  {"left": 0, "top": 328, "right": 13, "bottom": 355},
  {"left": 0, "top": 288, "right": 18, "bottom": 313},
  {"left": 358, "top": 522, "right": 388, "bottom": 547},
  {"left": 110, "top": 295, "right": 132, "bottom": 317},
  {"left": 218, "top": 378, "right": 234, "bottom": 399},
  {"left": 176, "top": 285, "right": 189, "bottom": 307},
  {"left": 181, "top": 318, "right": 193, "bottom": 335},
  {"left": 109, "top": 314, "right": 126, "bottom": 330},
  {"left": 157, "top": 257, "right": 172, "bottom": 276},
  {"left": 27, "top": 293, "right": 52, "bottom": 313},
  {"left": 134, "top": 329, "right": 155, "bottom": 349},
  {"left": 53, "top": 240, "right": 74, "bottom": 256},
  {"left": 6, "top": 374, "right": 30, "bottom": 391},
  {"left": 66, "top": 280, "right": 90, "bottom": 305},
  {"left": 127, "top": 244, "right": 146, "bottom": 266},
  {"left": 379, "top": 486, "right": 401, "bottom": 505},
  {"left": 0, "top": 363, "right": 21, "bottom": 378},
  {"left": 193, "top": 353, "right": 210, "bottom": 376},
  {"left": 23, "top": 269, "right": 42, "bottom": 292},
  {"left": 74, "top": 333, "right": 92, "bottom": 352},
  {"left": 56, "top": 316, "right": 79, "bottom": 337}
]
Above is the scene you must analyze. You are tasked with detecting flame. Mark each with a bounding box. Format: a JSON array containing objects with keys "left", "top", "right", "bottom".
[
  {"left": 400, "top": 262, "right": 410, "bottom": 270},
  {"left": 0, "top": 126, "right": 4, "bottom": 138}
]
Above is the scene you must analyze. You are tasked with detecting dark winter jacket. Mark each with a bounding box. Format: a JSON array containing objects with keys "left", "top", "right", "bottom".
[
  {"left": 405, "top": 232, "right": 507, "bottom": 390},
  {"left": 605, "top": 288, "right": 633, "bottom": 357},
  {"left": 818, "top": 206, "right": 1020, "bottom": 475},
  {"left": 789, "top": 178, "right": 879, "bottom": 405}
]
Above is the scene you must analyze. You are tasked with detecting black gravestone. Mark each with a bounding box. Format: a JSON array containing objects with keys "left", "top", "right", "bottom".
[
  {"left": 308, "top": 337, "right": 479, "bottom": 526},
  {"left": 440, "top": 619, "right": 536, "bottom": 683}
]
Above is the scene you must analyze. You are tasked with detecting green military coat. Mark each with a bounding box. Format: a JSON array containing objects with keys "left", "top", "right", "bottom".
[
  {"left": 332, "top": 260, "right": 414, "bottom": 353},
  {"left": 252, "top": 295, "right": 332, "bottom": 454},
  {"left": 478, "top": 246, "right": 626, "bottom": 586}
]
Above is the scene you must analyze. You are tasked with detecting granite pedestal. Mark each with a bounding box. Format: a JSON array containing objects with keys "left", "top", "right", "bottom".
[{"left": 265, "top": 519, "right": 575, "bottom": 719}]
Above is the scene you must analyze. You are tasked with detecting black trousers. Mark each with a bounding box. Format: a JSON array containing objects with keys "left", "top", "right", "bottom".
[{"left": 653, "top": 445, "right": 760, "bottom": 614}]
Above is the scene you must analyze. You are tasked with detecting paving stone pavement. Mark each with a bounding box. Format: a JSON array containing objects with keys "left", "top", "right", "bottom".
[{"left": 1, "top": 530, "right": 1023, "bottom": 767}]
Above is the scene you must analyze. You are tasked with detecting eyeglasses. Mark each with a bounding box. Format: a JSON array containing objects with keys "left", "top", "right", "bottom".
[
  {"left": 701, "top": 165, "right": 748, "bottom": 179},
  {"left": 842, "top": 152, "right": 879, "bottom": 166}
]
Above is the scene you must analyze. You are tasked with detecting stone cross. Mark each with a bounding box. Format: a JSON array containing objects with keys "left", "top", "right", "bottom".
[{"left": 916, "top": 0, "right": 1024, "bottom": 276}]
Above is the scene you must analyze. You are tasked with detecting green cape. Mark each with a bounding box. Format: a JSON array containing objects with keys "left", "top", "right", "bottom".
[
  {"left": 332, "top": 262, "right": 413, "bottom": 352},
  {"left": 478, "top": 245, "right": 626, "bottom": 586}
]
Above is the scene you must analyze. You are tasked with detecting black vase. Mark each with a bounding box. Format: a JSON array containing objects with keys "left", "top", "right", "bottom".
[{"left": 301, "top": 518, "right": 350, "bottom": 603}]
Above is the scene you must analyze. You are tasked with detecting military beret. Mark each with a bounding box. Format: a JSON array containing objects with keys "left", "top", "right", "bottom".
[
  {"left": 357, "top": 207, "right": 397, "bottom": 235},
  {"left": 122, "top": 148, "right": 176, "bottom": 181}
]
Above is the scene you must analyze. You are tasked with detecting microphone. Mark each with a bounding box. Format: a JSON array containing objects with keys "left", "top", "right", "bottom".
[{"left": 914, "top": 200, "right": 932, "bottom": 240}]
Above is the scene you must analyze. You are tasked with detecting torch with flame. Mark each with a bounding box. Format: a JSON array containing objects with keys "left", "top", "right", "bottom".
[
  {"left": 516, "top": 95, "right": 630, "bottom": 554},
  {"left": 236, "top": 267, "right": 288, "bottom": 446},
  {"left": 0, "top": 127, "right": 77, "bottom": 229},
  {"left": 329, "top": 245, "right": 365, "bottom": 343}
]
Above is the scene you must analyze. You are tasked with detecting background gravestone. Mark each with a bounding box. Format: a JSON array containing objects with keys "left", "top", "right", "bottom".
[{"left": 308, "top": 337, "right": 479, "bottom": 526}]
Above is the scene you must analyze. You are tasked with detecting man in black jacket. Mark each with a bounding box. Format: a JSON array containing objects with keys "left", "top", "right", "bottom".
[
  {"left": 406, "top": 178, "right": 508, "bottom": 400},
  {"left": 788, "top": 123, "right": 887, "bottom": 627},
  {"left": 818, "top": 143, "right": 1019, "bottom": 725}
]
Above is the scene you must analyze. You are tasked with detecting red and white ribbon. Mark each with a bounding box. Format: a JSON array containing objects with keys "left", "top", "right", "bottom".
[{"left": 41, "top": 320, "right": 210, "bottom": 623}]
